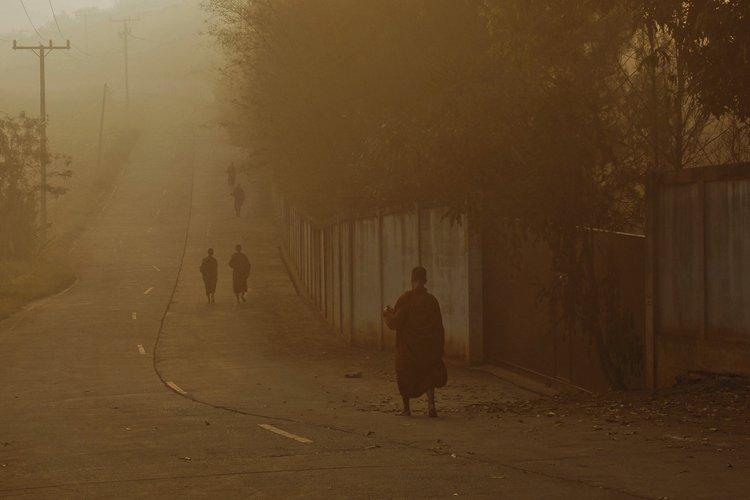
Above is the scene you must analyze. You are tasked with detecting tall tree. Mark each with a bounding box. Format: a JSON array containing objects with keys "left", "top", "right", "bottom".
[{"left": 683, "top": 0, "right": 750, "bottom": 121}]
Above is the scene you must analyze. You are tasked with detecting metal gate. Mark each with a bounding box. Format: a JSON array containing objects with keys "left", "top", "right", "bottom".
[{"left": 647, "top": 163, "right": 750, "bottom": 387}]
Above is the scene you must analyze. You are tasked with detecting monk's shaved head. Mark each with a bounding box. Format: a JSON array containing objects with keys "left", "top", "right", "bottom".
[{"left": 411, "top": 266, "right": 427, "bottom": 285}]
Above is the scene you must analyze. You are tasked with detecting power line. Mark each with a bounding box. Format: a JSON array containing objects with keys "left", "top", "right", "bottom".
[
  {"left": 128, "top": 34, "right": 157, "bottom": 43},
  {"left": 18, "top": 0, "right": 43, "bottom": 41},
  {"left": 48, "top": 0, "right": 64, "bottom": 39},
  {"left": 47, "top": 0, "right": 92, "bottom": 58}
]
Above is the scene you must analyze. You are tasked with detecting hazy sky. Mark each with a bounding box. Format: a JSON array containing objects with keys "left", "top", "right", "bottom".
[{"left": 0, "top": 0, "right": 116, "bottom": 34}]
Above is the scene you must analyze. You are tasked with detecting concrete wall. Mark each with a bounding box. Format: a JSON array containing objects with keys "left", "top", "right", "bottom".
[
  {"left": 381, "top": 212, "right": 419, "bottom": 349},
  {"left": 352, "top": 217, "right": 382, "bottom": 350},
  {"left": 649, "top": 164, "right": 750, "bottom": 386},
  {"left": 330, "top": 226, "right": 341, "bottom": 330},
  {"left": 340, "top": 222, "right": 353, "bottom": 343},
  {"left": 420, "top": 208, "right": 471, "bottom": 358},
  {"left": 277, "top": 202, "right": 482, "bottom": 361},
  {"left": 279, "top": 196, "right": 646, "bottom": 391}
]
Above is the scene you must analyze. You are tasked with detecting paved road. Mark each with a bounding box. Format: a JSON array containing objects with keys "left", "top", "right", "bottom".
[{"left": 1, "top": 112, "right": 744, "bottom": 499}]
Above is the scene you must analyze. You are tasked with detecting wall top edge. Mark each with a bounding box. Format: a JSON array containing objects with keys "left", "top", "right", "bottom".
[
  {"left": 658, "top": 162, "right": 750, "bottom": 186},
  {"left": 283, "top": 199, "right": 460, "bottom": 230}
]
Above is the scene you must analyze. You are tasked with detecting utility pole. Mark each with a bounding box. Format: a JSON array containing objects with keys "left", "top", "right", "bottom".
[
  {"left": 110, "top": 17, "right": 139, "bottom": 110},
  {"left": 97, "top": 83, "right": 108, "bottom": 169},
  {"left": 12, "top": 39, "right": 70, "bottom": 243}
]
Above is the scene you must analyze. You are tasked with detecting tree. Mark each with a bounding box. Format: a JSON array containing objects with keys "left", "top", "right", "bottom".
[
  {"left": 207, "top": 0, "right": 648, "bottom": 387},
  {"left": 0, "top": 114, "right": 41, "bottom": 257},
  {"left": 683, "top": 0, "right": 750, "bottom": 121},
  {"left": 0, "top": 113, "right": 71, "bottom": 258}
]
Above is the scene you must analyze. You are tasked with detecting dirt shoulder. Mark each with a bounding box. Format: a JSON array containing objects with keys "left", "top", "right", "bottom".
[
  {"left": 0, "top": 260, "right": 75, "bottom": 321},
  {"left": 0, "top": 129, "right": 139, "bottom": 322}
]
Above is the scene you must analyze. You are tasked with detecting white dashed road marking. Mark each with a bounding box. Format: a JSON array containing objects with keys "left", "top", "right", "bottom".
[
  {"left": 258, "top": 424, "right": 313, "bottom": 444},
  {"left": 137, "top": 344, "right": 146, "bottom": 355},
  {"left": 143, "top": 287, "right": 154, "bottom": 295},
  {"left": 166, "top": 381, "right": 186, "bottom": 395},
  {"left": 132, "top": 312, "right": 137, "bottom": 320}
]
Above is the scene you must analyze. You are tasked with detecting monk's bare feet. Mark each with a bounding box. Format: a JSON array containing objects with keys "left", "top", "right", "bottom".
[
  {"left": 399, "top": 397, "right": 411, "bottom": 416},
  {"left": 428, "top": 407, "right": 438, "bottom": 418}
]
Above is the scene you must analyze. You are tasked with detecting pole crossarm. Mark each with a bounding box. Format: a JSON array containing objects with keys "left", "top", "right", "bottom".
[{"left": 13, "top": 39, "right": 71, "bottom": 51}]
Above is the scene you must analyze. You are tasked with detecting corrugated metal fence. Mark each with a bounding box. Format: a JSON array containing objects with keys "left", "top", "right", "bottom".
[{"left": 647, "top": 163, "right": 750, "bottom": 386}]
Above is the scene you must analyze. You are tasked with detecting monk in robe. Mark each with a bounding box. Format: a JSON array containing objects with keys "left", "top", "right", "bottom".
[
  {"left": 231, "top": 183, "right": 246, "bottom": 217},
  {"left": 229, "top": 244, "right": 251, "bottom": 303},
  {"left": 199, "top": 248, "right": 218, "bottom": 304},
  {"left": 383, "top": 266, "right": 447, "bottom": 417}
]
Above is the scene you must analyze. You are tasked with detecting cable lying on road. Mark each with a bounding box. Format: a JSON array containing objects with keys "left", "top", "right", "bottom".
[{"left": 149, "top": 127, "right": 303, "bottom": 425}]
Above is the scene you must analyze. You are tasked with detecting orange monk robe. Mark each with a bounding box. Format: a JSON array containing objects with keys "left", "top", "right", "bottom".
[{"left": 385, "top": 287, "right": 448, "bottom": 398}]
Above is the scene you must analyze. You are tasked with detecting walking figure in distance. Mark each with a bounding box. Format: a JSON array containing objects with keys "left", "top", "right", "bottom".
[
  {"left": 229, "top": 244, "right": 251, "bottom": 303},
  {"left": 226, "top": 162, "right": 236, "bottom": 187},
  {"left": 231, "top": 182, "right": 245, "bottom": 217},
  {"left": 383, "top": 266, "right": 447, "bottom": 417},
  {"left": 199, "top": 248, "right": 218, "bottom": 304}
]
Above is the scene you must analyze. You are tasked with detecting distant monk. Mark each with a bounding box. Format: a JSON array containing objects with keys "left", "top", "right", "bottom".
[
  {"left": 383, "top": 266, "right": 447, "bottom": 417},
  {"left": 199, "top": 248, "right": 218, "bottom": 304},
  {"left": 231, "top": 183, "right": 245, "bottom": 217},
  {"left": 226, "top": 163, "right": 237, "bottom": 186},
  {"left": 229, "top": 244, "right": 251, "bottom": 303}
]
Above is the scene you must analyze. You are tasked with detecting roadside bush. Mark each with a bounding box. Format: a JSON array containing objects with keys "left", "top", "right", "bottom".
[
  {"left": 0, "top": 113, "right": 71, "bottom": 258},
  {"left": 0, "top": 113, "right": 40, "bottom": 258},
  {"left": 0, "top": 259, "right": 75, "bottom": 320}
]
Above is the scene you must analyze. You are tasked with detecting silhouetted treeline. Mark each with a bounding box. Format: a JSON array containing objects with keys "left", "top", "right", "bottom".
[{"left": 207, "top": 0, "right": 749, "bottom": 228}]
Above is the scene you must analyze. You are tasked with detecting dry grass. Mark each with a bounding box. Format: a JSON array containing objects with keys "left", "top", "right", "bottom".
[{"left": 0, "top": 259, "right": 76, "bottom": 321}]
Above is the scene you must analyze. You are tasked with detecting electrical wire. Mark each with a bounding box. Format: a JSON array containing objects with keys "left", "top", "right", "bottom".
[
  {"left": 47, "top": 0, "right": 92, "bottom": 58},
  {"left": 48, "top": 0, "right": 64, "bottom": 39},
  {"left": 72, "top": 42, "right": 92, "bottom": 57},
  {"left": 129, "top": 34, "right": 156, "bottom": 42},
  {"left": 18, "top": 0, "right": 44, "bottom": 42}
]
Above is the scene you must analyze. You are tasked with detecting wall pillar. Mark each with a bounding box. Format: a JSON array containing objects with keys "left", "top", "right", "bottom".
[{"left": 467, "top": 214, "right": 484, "bottom": 365}]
